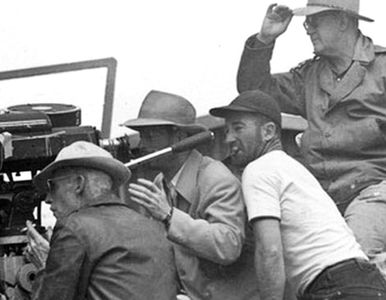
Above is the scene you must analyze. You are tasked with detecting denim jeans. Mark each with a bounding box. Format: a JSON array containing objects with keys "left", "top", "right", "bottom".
[{"left": 298, "top": 258, "right": 386, "bottom": 299}]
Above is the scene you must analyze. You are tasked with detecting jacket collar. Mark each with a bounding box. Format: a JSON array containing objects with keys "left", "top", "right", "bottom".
[
  {"left": 319, "top": 32, "right": 373, "bottom": 108},
  {"left": 174, "top": 149, "right": 202, "bottom": 204},
  {"left": 82, "top": 193, "right": 126, "bottom": 208},
  {"left": 352, "top": 32, "right": 375, "bottom": 64},
  {"left": 61, "top": 193, "right": 125, "bottom": 220}
]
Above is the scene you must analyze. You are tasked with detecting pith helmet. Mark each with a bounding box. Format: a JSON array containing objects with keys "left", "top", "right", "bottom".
[{"left": 34, "top": 141, "right": 131, "bottom": 192}]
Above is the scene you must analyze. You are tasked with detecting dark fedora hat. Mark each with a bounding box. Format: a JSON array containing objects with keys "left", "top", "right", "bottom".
[
  {"left": 209, "top": 90, "right": 282, "bottom": 128},
  {"left": 293, "top": 0, "right": 373, "bottom": 22},
  {"left": 121, "top": 90, "right": 207, "bottom": 133},
  {"left": 34, "top": 141, "right": 131, "bottom": 192}
]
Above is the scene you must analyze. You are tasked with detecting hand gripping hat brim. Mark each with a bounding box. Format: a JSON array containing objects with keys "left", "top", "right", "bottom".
[
  {"left": 33, "top": 141, "right": 131, "bottom": 192},
  {"left": 122, "top": 90, "right": 207, "bottom": 133},
  {"left": 209, "top": 90, "right": 282, "bottom": 128},
  {"left": 293, "top": 0, "right": 373, "bottom": 22}
]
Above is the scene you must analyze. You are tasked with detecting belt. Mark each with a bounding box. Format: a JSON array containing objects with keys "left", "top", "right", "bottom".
[{"left": 304, "top": 258, "right": 368, "bottom": 294}]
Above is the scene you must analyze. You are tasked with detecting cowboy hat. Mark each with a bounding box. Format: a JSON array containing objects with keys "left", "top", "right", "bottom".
[
  {"left": 293, "top": 0, "right": 373, "bottom": 22},
  {"left": 33, "top": 141, "right": 131, "bottom": 192},
  {"left": 122, "top": 90, "right": 207, "bottom": 133}
]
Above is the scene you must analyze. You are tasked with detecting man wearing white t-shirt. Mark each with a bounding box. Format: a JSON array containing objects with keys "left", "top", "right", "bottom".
[{"left": 210, "top": 90, "right": 386, "bottom": 300}]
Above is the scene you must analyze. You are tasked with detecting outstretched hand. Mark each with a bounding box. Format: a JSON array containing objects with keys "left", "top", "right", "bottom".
[
  {"left": 24, "top": 220, "right": 51, "bottom": 271},
  {"left": 258, "top": 4, "right": 293, "bottom": 44},
  {"left": 128, "top": 178, "right": 171, "bottom": 221}
]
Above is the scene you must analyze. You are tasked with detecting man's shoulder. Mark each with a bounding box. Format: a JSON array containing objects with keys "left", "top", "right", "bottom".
[
  {"left": 374, "top": 45, "right": 386, "bottom": 54},
  {"left": 201, "top": 155, "right": 238, "bottom": 178},
  {"left": 58, "top": 204, "right": 163, "bottom": 242},
  {"left": 196, "top": 155, "right": 240, "bottom": 190},
  {"left": 290, "top": 56, "right": 320, "bottom": 73},
  {"left": 243, "top": 151, "right": 295, "bottom": 179},
  {"left": 248, "top": 150, "right": 289, "bottom": 167},
  {"left": 61, "top": 203, "right": 139, "bottom": 230}
]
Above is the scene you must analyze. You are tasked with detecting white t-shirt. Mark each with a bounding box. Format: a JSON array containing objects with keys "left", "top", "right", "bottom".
[{"left": 242, "top": 150, "right": 367, "bottom": 295}]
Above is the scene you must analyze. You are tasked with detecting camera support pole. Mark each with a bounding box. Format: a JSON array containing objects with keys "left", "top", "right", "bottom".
[{"left": 125, "top": 131, "right": 214, "bottom": 169}]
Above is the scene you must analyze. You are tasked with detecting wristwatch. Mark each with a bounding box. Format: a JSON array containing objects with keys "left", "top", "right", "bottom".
[{"left": 162, "top": 207, "right": 173, "bottom": 230}]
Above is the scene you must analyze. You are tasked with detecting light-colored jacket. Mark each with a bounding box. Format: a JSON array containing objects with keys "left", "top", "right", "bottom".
[{"left": 156, "top": 149, "right": 259, "bottom": 300}]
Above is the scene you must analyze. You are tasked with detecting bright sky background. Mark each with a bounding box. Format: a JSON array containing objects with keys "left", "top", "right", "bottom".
[
  {"left": 0, "top": 0, "right": 384, "bottom": 226},
  {"left": 0, "top": 0, "right": 383, "bottom": 139}
]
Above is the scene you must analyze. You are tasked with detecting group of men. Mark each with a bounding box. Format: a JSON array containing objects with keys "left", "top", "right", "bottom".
[{"left": 23, "top": 0, "right": 386, "bottom": 299}]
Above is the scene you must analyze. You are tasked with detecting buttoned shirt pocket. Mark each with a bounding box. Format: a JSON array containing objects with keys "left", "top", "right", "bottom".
[{"left": 318, "top": 117, "right": 386, "bottom": 154}]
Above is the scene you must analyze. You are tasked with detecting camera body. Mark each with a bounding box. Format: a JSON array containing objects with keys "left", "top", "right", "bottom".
[{"left": 0, "top": 103, "right": 133, "bottom": 299}]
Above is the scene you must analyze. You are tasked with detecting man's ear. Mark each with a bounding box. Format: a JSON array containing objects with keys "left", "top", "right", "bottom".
[
  {"left": 74, "top": 175, "right": 86, "bottom": 195},
  {"left": 174, "top": 128, "right": 188, "bottom": 142},
  {"left": 338, "top": 12, "right": 351, "bottom": 31},
  {"left": 261, "top": 122, "right": 277, "bottom": 142}
]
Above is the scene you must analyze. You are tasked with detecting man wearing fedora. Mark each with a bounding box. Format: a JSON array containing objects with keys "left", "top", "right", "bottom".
[
  {"left": 27, "top": 141, "right": 177, "bottom": 300},
  {"left": 125, "top": 90, "right": 260, "bottom": 300},
  {"left": 237, "top": 0, "right": 386, "bottom": 273},
  {"left": 210, "top": 89, "right": 386, "bottom": 300}
]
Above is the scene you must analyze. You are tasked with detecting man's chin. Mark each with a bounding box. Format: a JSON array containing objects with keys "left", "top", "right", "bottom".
[{"left": 230, "top": 156, "right": 249, "bottom": 169}]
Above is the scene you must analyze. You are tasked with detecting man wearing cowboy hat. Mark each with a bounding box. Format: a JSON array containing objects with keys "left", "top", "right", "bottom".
[
  {"left": 210, "top": 89, "right": 386, "bottom": 300},
  {"left": 237, "top": 0, "right": 386, "bottom": 273},
  {"left": 28, "top": 141, "right": 176, "bottom": 300},
  {"left": 125, "top": 90, "right": 260, "bottom": 300}
]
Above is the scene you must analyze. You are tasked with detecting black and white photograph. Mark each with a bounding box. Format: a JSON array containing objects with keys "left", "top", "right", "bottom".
[{"left": 0, "top": 0, "right": 386, "bottom": 299}]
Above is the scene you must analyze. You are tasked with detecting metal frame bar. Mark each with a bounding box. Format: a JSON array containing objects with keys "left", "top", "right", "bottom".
[{"left": 0, "top": 57, "right": 117, "bottom": 138}]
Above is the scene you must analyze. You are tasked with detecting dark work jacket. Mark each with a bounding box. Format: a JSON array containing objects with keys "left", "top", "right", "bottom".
[
  {"left": 32, "top": 194, "right": 177, "bottom": 300},
  {"left": 238, "top": 32, "right": 386, "bottom": 212}
]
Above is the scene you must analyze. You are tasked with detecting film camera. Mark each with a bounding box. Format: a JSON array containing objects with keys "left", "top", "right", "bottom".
[{"left": 0, "top": 103, "right": 134, "bottom": 300}]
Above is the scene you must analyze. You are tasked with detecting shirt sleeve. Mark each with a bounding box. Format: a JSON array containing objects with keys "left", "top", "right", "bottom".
[
  {"left": 237, "top": 33, "right": 307, "bottom": 117},
  {"left": 32, "top": 221, "right": 86, "bottom": 300},
  {"left": 242, "top": 162, "right": 281, "bottom": 222}
]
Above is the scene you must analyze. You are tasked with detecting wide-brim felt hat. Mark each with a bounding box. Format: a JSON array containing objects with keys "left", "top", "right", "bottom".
[
  {"left": 122, "top": 90, "right": 207, "bottom": 133},
  {"left": 34, "top": 141, "right": 131, "bottom": 192},
  {"left": 210, "top": 90, "right": 282, "bottom": 128},
  {"left": 293, "top": 0, "right": 373, "bottom": 22}
]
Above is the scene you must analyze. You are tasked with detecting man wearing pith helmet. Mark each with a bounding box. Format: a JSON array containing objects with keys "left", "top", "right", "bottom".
[
  {"left": 124, "top": 90, "right": 260, "bottom": 299},
  {"left": 210, "top": 89, "right": 386, "bottom": 299},
  {"left": 237, "top": 0, "right": 386, "bottom": 274},
  {"left": 27, "top": 141, "right": 177, "bottom": 300}
]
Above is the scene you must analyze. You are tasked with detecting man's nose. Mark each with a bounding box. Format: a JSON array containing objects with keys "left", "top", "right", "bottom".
[
  {"left": 44, "top": 193, "right": 52, "bottom": 204},
  {"left": 225, "top": 132, "right": 236, "bottom": 144},
  {"left": 304, "top": 24, "right": 315, "bottom": 35}
]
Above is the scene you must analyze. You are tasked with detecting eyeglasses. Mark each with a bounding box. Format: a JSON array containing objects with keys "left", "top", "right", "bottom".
[
  {"left": 47, "top": 175, "right": 74, "bottom": 192},
  {"left": 303, "top": 11, "right": 341, "bottom": 31},
  {"left": 303, "top": 16, "right": 318, "bottom": 31}
]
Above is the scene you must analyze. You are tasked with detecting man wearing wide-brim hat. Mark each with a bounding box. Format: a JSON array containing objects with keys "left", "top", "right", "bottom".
[
  {"left": 28, "top": 141, "right": 177, "bottom": 300},
  {"left": 237, "top": 0, "right": 386, "bottom": 282},
  {"left": 124, "top": 90, "right": 260, "bottom": 299}
]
